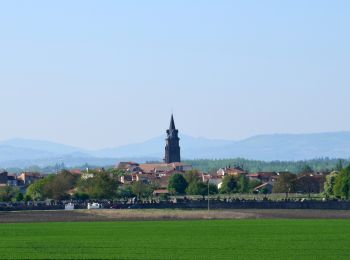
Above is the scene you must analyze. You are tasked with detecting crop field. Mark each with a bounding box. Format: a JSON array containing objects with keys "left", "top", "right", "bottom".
[{"left": 0, "top": 219, "right": 350, "bottom": 259}]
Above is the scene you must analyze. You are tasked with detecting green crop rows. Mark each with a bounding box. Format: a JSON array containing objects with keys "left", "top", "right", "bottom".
[{"left": 0, "top": 220, "right": 349, "bottom": 259}]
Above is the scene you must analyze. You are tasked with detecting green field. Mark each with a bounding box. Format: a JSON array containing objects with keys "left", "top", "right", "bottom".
[{"left": 0, "top": 220, "right": 349, "bottom": 259}]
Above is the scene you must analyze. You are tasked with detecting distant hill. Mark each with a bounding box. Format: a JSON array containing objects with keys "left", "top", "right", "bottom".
[
  {"left": 1, "top": 132, "right": 350, "bottom": 168},
  {"left": 93, "top": 134, "right": 232, "bottom": 158},
  {"left": 214, "top": 132, "right": 350, "bottom": 161},
  {"left": 0, "top": 138, "right": 84, "bottom": 155},
  {"left": 93, "top": 132, "right": 350, "bottom": 161}
]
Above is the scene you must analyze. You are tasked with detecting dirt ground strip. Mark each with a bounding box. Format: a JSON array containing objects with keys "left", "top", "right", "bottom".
[{"left": 0, "top": 209, "right": 350, "bottom": 223}]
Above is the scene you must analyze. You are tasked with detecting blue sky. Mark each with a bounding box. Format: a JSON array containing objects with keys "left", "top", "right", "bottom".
[{"left": 0, "top": 1, "right": 349, "bottom": 149}]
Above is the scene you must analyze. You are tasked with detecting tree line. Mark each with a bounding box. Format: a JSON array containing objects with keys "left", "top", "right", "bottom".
[{"left": 185, "top": 158, "right": 348, "bottom": 173}]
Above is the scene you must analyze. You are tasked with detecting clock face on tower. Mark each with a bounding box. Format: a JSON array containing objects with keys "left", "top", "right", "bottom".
[{"left": 164, "top": 114, "right": 181, "bottom": 163}]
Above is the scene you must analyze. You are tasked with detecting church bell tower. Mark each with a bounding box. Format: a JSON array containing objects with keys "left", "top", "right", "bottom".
[{"left": 164, "top": 114, "right": 181, "bottom": 163}]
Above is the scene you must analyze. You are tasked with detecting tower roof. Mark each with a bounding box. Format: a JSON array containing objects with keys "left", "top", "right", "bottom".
[{"left": 169, "top": 114, "right": 176, "bottom": 130}]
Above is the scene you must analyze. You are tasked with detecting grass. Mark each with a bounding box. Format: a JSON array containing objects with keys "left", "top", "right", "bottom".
[{"left": 0, "top": 219, "right": 349, "bottom": 259}]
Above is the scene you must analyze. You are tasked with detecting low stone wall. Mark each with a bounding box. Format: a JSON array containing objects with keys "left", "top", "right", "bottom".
[
  {"left": 129, "top": 200, "right": 350, "bottom": 210},
  {"left": 1, "top": 200, "right": 350, "bottom": 211},
  {"left": 0, "top": 205, "right": 64, "bottom": 211}
]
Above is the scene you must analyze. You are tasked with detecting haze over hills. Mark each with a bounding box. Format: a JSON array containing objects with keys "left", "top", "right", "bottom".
[{"left": 0, "top": 132, "right": 350, "bottom": 168}]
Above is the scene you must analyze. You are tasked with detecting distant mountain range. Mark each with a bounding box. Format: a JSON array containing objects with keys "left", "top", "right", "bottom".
[{"left": 1, "top": 131, "right": 350, "bottom": 168}]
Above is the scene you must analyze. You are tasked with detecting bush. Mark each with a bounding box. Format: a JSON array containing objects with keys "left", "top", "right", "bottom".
[{"left": 168, "top": 174, "right": 188, "bottom": 195}]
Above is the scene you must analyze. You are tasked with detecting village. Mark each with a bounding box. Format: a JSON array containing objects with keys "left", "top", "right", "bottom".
[
  {"left": 0, "top": 115, "right": 346, "bottom": 211},
  {"left": 0, "top": 156, "right": 333, "bottom": 206}
]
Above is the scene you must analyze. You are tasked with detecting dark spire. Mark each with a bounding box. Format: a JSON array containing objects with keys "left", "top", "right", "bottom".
[
  {"left": 169, "top": 114, "right": 176, "bottom": 130},
  {"left": 165, "top": 114, "right": 181, "bottom": 163}
]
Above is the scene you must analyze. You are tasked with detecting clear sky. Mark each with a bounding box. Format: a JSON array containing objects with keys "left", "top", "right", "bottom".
[{"left": 0, "top": 1, "right": 349, "bottom": 149}]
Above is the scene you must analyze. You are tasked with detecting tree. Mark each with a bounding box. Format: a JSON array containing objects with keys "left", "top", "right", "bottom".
[
  {"left": 0, "top": 186, "right": 17, "bottom": 202},
  {"left": 15, "top": 192, "right": 24, "bottom": 202},
  {"left": 238, "top": 175, "right": 249, "bottom": 193},
  {"left": 334, "top": 165, "right": 350, "bottom": 199},
  {"left": 78, "top": 172, "right": 118, "bottom": 199},
  {"left": 261, "top": 186, "right": 270, "bottom": 195},
  {"left": 220, "top": 175, "right": 238, "bottom": 194},
  {"left": 44, "top": 170, "right": 79, "bottom": 200},
  {"left": 106, "top": 168, "right": 126, "bottom": 177},
  {"left": 195, "top": 182, "right": 208, "bottom": 198},
  {"left": 168, "top": 174, "right": 188, "bottom": 194},
  {"left": 335, "top": 160, "right": 344, "bottom": 172},
  {"left": 295, "top": 175, "right": 321, "bottom": 197},
  {"left": 26, "top": 171, "right": 79, "bottom": 201},
  {"left": 26, "top": 176, "right": 54, "bottom": 200},
  {"left": 248, "top": 179, "right": 262, "bottom": 192},
  {"left": 272, "top": 172, "right": 297, "bottom": 196},
  {"left": 24, "top": 194, "right": 32, "bottom": 202},
  {"left": 185, "top": 170, "right": 201, "bottom": 195},
  {"left": 186, "top": 181, "right": 218, "bottom": 197},
  {"left": 208, "top": 183, "right": 219, "bottom": 195},
  {"left": 324, "top": 171, "right": 338, "bottom": 197},
  {"left": 184, "top": 170, "right": 200, "bottom": 184},
  {"left": 116, "top": 185, "right": 134, "bottom": 200},
  {"left": 186, "top": 181, "right": 200, "bottom": 195},
  {"left": 131, "top": 181, "right": 152, "bottom": 199}
]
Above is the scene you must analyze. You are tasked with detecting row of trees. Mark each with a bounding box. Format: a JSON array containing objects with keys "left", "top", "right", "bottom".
[
  {"left": 0, "top": 186, "right": 31, "bottom": 202},
  {"left": 167, "top": 171, "right": 260, "bottom": 196},
  {"left": 26, "top": 170, "right": 120, "bottom": 201},
  {"left": 186, "top": 158, "right": 346, "bottom": 173},
  {"left": 23, "top": 169, "right": 159, "bottom": 201},
  {"left": 20, "top": 169, "right": 266, "bottom": 201},
  {"left": 168, "top": 171, "right": 218, "bottom": 197}
]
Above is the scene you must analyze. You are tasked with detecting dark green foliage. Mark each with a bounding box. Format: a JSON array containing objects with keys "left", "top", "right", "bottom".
[
  {"left": 248, "top": 179, "right": 262, "bottom": 192},
  {"left": 219, "top": 174, "right": 253, "bottom": 194},
  {"left": 24, "top": 194, "right": 32, "bottom": 202},
  {"left": 26, "top": 171, "right": 79, "bottom": 200},
  {"left": 184, "top": 170, "right": 200, "bottom": 184},
  {"left": 78, "top": 172, "right": 118, "bottom": 199},
  {"left": 15, "top": 192, "right": 24, "bottom": 202},
  {"left": 239, "top": 174, "right": 249, "bottom": 193},
  {"left": 335, "top": 160, "right": 344, "bottom": 172},
  {"left": 334, "top": 165, "right": 350, "bottom": 199},
  {"left": 44, "top": 170, "right": 79, "bottom": 200},
  {"left": 131, "top": 181, "right": 152, "bottom": 199},
  {"left": 72, "top": 193, "right": 89, "bottom": 201},
  {"left": 106, "top": 168, "right": 126, "bottom": 177},
  {"left": 208, "top": 183, "right": 219, "bottom": 195},
  {"left": 184, "top": 158, "right": 347, "bottom": 173},
  {"left": 168, "top": 174, "right": 188, "bottom": 194},
  {"left": 194, "top": 182, "right": 208, "bottom": 198},
  {"left": 186, "top": 181, "right": 201, "bottom": 195},
  {"left": 220, "top": 175, "right": 238, "bottom": 194},
  {"left": 261, "top": 186, "right": 270, "bottom": 194},
  {"left": 26, "top": 176, "right": 54, "bottom": 200},
  {"left": 324, "top": 171, "right": 338, "bottom": 196},
  {"left": 0, "top": 186, "right": 18, "bottom": 202},
  {"left": 185, "top": 170, "right": 207, "bottom": 196},
  {"left": 116, "top": 185, "right": 134, "bottom": 200},
  {"left": 272, "top": 172, "right": 297, "bottom": 194}
]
